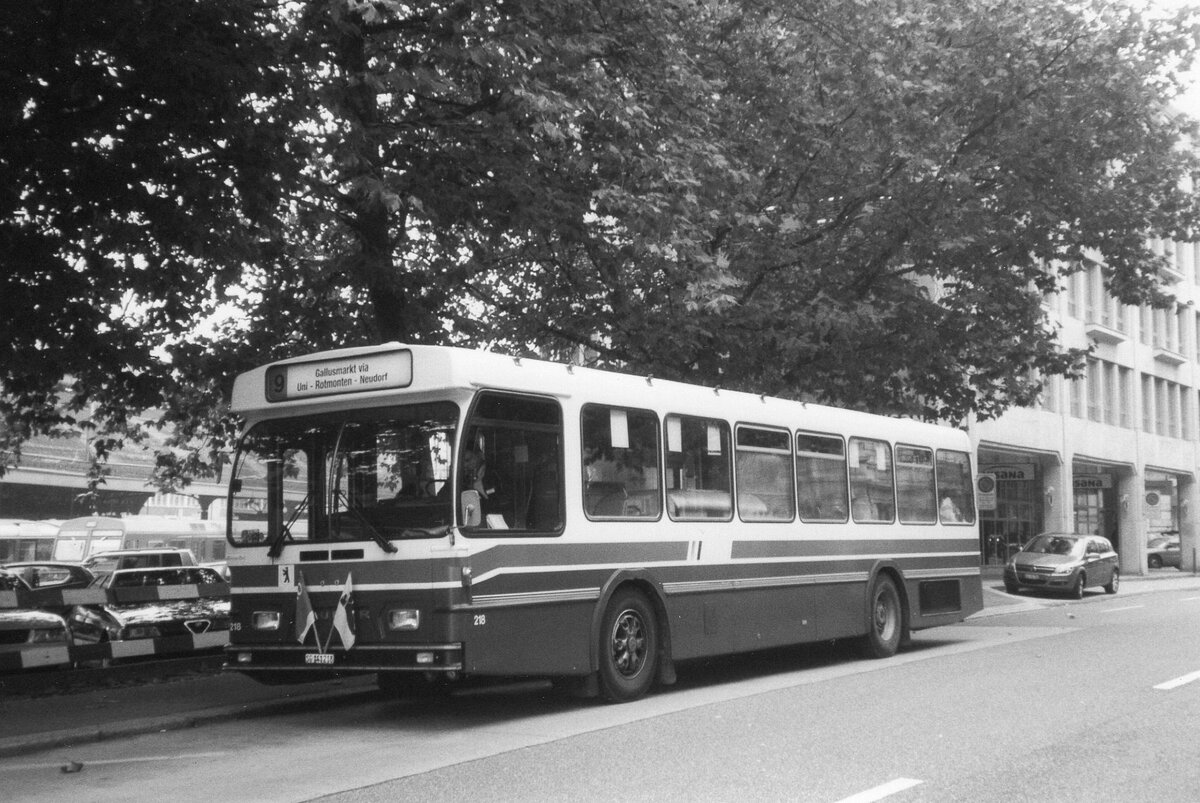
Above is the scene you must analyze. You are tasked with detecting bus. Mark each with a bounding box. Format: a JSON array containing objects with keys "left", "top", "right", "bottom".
[
  {"left": 53, "top": 515, "right": 226, "bottom": 564},
  {"left": 0, "top": 519, "right": 59, "bottom": 563},
  {"left": 224, "top": 344, "right": 982, "bottom": 701}
]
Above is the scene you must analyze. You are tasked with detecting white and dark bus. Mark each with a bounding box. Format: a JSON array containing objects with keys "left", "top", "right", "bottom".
[
  {"left": 53, "top": 515, "right": 226, "bottom": 563},
  {"left": 224, "top": 344, "right": 982, "bottom": 701},
  {"left": 0, "top": 519, "right": 59, "bottom": 563}
]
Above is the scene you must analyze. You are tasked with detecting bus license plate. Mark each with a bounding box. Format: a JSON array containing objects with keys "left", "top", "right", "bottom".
[{"left": 305, "top": 653, "right": 334, "bottom": 665}]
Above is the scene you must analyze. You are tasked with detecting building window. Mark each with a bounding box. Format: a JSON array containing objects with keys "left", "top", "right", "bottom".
[
  {"left": 1142, "top": 374, "right": 1154, "bottom": 433},
  {"left": 1119, "top": 367, "right": 1132, "bottom": 429},
  {"left": 1086, "top": 359, "right": 1101, "bottom": 422}
]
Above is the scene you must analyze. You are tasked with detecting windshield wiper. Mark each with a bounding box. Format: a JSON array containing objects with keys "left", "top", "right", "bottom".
[
  {"left": 334, "top": 490, "right": 398, "bottom": 554},
  {"left": 267, "top": 495, "right": 309, "bottom": 559}
]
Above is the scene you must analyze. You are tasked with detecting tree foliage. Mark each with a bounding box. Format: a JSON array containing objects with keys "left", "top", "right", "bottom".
[{"left": 2, "top": 0, "right": 1200, "bottom": 488}]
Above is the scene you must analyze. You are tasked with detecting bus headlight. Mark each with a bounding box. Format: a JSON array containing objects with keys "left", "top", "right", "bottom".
[
  {"left": 252, "top": 611, "right": 281, "bottom": 630},
  {"left": 386, "top": 608, "right": 420, "bottom": 631},
  {"left": 122, "top": 625, "right": 162, "bottom": 640}
]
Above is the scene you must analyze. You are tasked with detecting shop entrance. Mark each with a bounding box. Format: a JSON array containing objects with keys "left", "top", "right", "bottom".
[
  {"left": 978, "top": 464, "right": 1043, "bottom": 565},
  {"left": 1073, "top": 487, "right": 1117, "bottom": 550}
]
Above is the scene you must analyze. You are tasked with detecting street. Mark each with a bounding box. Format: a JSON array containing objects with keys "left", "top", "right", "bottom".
[{"left": 3, "top": 580, "right": 1200, "bottom": 802}]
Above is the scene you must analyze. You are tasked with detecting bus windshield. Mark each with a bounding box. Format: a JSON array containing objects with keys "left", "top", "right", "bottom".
[{"left": 227, "top": 402, "right": 457, "bottom": 547}]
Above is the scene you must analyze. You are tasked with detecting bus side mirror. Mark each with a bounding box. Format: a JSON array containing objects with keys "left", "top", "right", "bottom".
[{"left": 461, "top": 490, "right": 481, "bottom": 527}]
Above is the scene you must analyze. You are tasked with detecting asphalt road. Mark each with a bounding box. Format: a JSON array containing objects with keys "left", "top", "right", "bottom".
[{"left": 3, "top": 578, "right": 1199, "bottom": 802}]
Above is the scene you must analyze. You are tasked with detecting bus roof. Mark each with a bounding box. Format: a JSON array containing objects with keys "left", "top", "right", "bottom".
[
  {"left": 232, "top": 343, "right": 968, "bottom": 448},
  {"left": 55, "top": 516, "right": 222, "bottom": 536}
]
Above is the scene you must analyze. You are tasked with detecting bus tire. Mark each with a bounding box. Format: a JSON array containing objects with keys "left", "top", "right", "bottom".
[
  {"left": 860, "top": 574, "right": 903, "bottom": 659},
  {"left": 598, "top": 588, "right": 658, "bottom": 703}
]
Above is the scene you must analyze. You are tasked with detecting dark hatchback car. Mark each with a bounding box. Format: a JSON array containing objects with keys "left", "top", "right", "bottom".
[
  {"left": 1147, "top": 535, "right": 1182, "bottom": 570},
  {"left": 68, "top": 566, "right": 230, "bottom": 648},
  {"left": 2, "top": 562, "right": 96, "bottom": 613},
  {"left": 1004, "top": 533, "right": 1119, "bottom": 598}
]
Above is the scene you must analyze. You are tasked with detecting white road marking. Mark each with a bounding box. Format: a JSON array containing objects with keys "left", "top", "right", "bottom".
[
  {"left": 1097, "top": 605, "right": 1143, "bottom": 613},
  {"left": 0, "top": 752, "right": 227, "bottom": 772},
  {"left": 835, "top": 778, "right": 923, "bottom": 802},
  {"left": 1181, "top": 596, "right": 1200, "bottom": 602},
  {"left": 1154, "top": 670, "right": 1200, "bottom": 691}
]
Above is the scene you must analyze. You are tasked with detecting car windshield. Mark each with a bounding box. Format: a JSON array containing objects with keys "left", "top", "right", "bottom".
[
  {"left": 227, "top": 402, "right": 458, "bottom": 547},
  {"left": 1024, "top": 535, "right": 1083, "bottom": 556}
]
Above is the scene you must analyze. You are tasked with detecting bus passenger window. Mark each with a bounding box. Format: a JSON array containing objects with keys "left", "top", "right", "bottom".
[
  {"left": 795, "top": 433, "right": 848, "bottom": 522},
  {"left": 936, "top": 449, "right": 976, "bottom": 524},
  {"left": 581, "top": 405, "right": 661, "bottom": 519},
  {"left": 736, "top": 426, "right": 795, "bottom": 522},
  {"left": 665, "top": 414, "right": 731, "bottom": 521},
  {"left": 895, "top": 445, "right": 937, "bottom": 524},
  {"left": 848, "top": 438, "right": 895, "bottom": 523}
]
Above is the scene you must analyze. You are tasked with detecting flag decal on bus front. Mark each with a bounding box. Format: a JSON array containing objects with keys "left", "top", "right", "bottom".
[
  {"left": 328, "top": 572, "right": 356, "bottom": 651},
  {"left": 295, "top": 571, "right": 316, "bottom": 645}
]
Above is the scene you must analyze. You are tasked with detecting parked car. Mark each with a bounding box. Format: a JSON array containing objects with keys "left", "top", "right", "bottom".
[
  {"left": 81, "top": 548, "right": 197, "bottom": 579},
  {"left": 2, "top": 562, "right": 96, "bottom": 613},
  {"left": 0, "top": 568, "right": 73, "bottom": 670},
  {"left": 1003, "top": 533, "right": 1119, "bottom": 598},
  {"left": 68, "top": 566, "right": 229, "bottom": 651},
  {"left": 1147, "top": 535, "right": 1182, "bottom": 570}
]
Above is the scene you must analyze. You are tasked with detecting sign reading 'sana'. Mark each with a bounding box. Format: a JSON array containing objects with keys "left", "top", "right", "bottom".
[{"left": 265, "top": 349, "right": 413, "bottom": 402}]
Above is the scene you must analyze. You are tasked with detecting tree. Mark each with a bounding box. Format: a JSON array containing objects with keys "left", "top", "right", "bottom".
[
  {"left": 0, "top": 0, "right": 295, "bottom": 478},
  {"left": 470, "top": 0, "right": 1200, "bottom": 421},
  {"left": 2, "top": 0, "right": 1200, "bottom": 491}
]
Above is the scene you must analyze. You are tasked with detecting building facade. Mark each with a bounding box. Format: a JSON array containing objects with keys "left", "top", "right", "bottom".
[{"left": 971, "top": 238, "right": 1200, "bottom": 575}]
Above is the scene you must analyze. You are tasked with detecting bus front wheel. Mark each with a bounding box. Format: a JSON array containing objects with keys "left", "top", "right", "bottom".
[
  {"left": 860, "top": 574, "right": 903, "bottom": 659},
  {"left": 598, "top": 588, "right": 658, "bottom": 703}
]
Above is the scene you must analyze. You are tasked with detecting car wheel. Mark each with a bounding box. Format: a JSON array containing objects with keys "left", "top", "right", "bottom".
[
  {"left": 1071, "top": 573, "right": 1085, "bottom": 600},
  {"left": 1148, "top": 555, "right": 1162, "bottom": 569},
  {"left": 1104, "top": 569, "right": 1119, "bottom": 595}
]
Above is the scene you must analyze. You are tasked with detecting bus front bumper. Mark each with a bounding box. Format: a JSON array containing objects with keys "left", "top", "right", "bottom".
[{"left": 225, "top": 642, "right": 463, "bottom": 674}]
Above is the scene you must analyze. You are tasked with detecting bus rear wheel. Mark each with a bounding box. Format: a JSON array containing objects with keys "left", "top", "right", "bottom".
[
  {"left": 598, "top": 588, "right": 658, "bottom": 703},
  {"left": 860, "top": 574, "right": 903, "bottom": 659}
]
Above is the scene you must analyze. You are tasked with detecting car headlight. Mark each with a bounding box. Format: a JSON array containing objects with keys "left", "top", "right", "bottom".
[
  {"left": 1052, "top": 565, "right": 1075, "bottom": 576},
  {"left": 121, "top": 625, "right": 162, "bottom": 639},
  {"left": 29, "top": 628, "right": 68, "bottom": 644}
]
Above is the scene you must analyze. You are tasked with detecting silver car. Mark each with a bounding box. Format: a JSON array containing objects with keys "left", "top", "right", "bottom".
[{"left": 1003, "top": 533, "right": 1119, "bottom": 598}]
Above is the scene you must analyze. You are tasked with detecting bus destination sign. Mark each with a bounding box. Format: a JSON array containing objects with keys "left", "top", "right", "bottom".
[{"left": 265, "top": 349, "right": 413, "bottom": 402}]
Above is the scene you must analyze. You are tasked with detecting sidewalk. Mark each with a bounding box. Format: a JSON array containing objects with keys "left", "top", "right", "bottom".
[
  {"left": 0, "top": 669, "right": 379, "bottom": 758},
  {"left": 2, "top": 569, "right": 1198, "bottom": 760}
]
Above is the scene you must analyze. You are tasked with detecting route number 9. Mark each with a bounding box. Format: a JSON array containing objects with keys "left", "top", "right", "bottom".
[{"left": 265, "top": 367, "right": 288, "bottom": 402}]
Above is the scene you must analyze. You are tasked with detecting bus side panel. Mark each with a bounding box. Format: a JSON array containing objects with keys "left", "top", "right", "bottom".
[
  {"left": 905, "top": 574, "right": 984, "bottom": 631},
  {"left": 664, "top": 582, "right": 867, "bottom": 660},
  {"left": 458, "top": 602, "right": 594, "bottom": 676}
]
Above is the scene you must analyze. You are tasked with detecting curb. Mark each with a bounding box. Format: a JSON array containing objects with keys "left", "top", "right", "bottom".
[{"left": 0, "top": 684, "right": 380, "bottom": 759}]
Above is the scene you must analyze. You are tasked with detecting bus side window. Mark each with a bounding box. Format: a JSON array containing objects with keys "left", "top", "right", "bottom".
[
  {"left": 463, "top": 393, "right": 565, "bottom": 532},
  {"left": 895, "top": 445, "right": 936, "bottom": 524},
  {"left": 795, "top": 432, "right": 849, "bottom": 522},
  {"left": 848, "top": 437, "right": 895, "bottom": 523},
  {"left": 735, "top": 426, "right": 795, "bottom": 522},
  {"left": 935, "top": 449, "right": 976, "bottom": 524},
  {"left": 581, "top": 405, "right": 662, "bottom": 520},
  {"left": 664, "top": 414, "right": 731, "bottom": 521}
]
